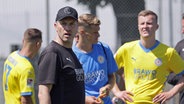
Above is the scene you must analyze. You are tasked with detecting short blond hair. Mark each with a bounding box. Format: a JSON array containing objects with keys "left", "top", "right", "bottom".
[
  {"left": 78, "top": 14, "right": 101, "bottom": 29},
  {"left": 138, "top": 10, "right": 158, "bottom": 23}
]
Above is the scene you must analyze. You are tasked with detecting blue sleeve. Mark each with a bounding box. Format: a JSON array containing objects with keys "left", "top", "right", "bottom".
[{"left": 101, "top": 42, "right": 118, "bottom": 74}]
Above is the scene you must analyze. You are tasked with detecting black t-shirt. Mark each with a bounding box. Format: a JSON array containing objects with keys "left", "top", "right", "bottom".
[
  {"left": 175, "top": 39, "right": 184, "bottom": 60},
  {"left": 38, "top": 41, "right": 85, "bottom": 104},
  {"left": 167, "top": 39, "right": 184, "bottom": 104}
]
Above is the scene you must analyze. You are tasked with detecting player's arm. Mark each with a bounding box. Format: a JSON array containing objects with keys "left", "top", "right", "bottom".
[
  {"left": 153, "top": 74, "right": 184, "bottom": 104},
  {"left": 21, "top": 95, "right": 33, "bottom": 104},
  {"left": 99, "top": 73, "right": 115, "bottom": 98},
  {"left": 111, "top": 67, "right": 124, "bottom": 93},
  {"left": 107, "top": 73, "right": 116, "bottom": 91},
  {"left": 38, "top": 84, "right": 52, "bottom": 104},
  {"left": 116, "top": 67, "right": 125, "bottom": 90},
  {"left": 111, "top": 67, "right": 133, "bottom": 103},
  {"left": 169, "top": 76, "right": 184, "bottom": 95}
]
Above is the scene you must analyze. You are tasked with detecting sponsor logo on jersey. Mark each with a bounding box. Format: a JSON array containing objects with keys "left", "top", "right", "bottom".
[
  {"left": 131, "top": 57, "right": 136, "bottom": 61},
  {"left": 74, "top": 69, "right": 84, "bottom": 81},
  {"left": 98, "top": 55, "right": 104, "bottom": 64},
  {"left": 155, "top": 58, "right": 162, "bottom": 66},
  {"left": 85, "top": 69, "right": 105, "bottom": 84}
]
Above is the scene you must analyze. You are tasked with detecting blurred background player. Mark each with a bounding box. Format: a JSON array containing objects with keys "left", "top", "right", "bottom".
[
  {"left": 2, "top": 28, "right": 42, "bottom": 104},
  {"left": 167, "top": 13, "right": 184, "bottom": 104}
]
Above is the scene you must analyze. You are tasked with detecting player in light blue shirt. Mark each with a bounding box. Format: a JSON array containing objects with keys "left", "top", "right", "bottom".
[{"left": 73, "top": 14, "right": 118, "bottom": 104}]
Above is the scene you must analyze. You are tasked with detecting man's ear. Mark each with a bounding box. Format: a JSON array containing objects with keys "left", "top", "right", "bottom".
[
  {"left": 54, "top": 22, "right": 57, "bottom": 28},
  {"left": 22, "top": 39, "right": 24, "bottom": 44},
  {"left": 36, "top": 41, "right": 41, "bottom": 47},
  {"left": 156, "top": 24, "right": 159, "bottom": 30}
]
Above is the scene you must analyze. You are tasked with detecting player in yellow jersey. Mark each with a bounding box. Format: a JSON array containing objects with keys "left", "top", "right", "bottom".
[
  {"left": 112, "top": 10, "right": 184, "bottom": 104},
  {"left": 2, "top": 28, "right": 42, "bottom": 104}
]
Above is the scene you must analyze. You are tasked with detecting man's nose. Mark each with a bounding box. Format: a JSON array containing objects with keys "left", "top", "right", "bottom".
[{"left": 64, "top": 25, "right": 72, "bottom": 31}]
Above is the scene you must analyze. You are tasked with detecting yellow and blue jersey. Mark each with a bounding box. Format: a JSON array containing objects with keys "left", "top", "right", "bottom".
[
  {"left": 2, "top": 51, "right": 35, "bottom": 104},
  {"left": 115, "top": 40, "right": 184, "bottom": 104}
]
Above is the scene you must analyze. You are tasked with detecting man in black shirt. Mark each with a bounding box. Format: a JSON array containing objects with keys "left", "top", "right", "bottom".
[
  {"left": 167, "top": 13, "right": 184, "bottom": 104},
  {"left": 38, "top": 6, "right": 85, "bottom": 104}
]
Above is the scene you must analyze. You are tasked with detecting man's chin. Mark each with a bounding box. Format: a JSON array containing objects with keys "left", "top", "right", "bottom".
[{"left": 141, "top": 33, "right": 150, "bottom": 37}]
